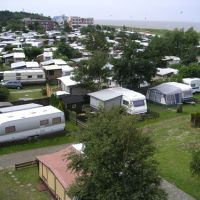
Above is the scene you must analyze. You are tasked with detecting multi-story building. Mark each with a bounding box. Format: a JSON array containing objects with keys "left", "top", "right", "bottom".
[
  {"left": 22, "top": 18, "right": 55, "bottom": 31},
  {"left": 68, "top": 16, "right": 94, "bottom": 28}
]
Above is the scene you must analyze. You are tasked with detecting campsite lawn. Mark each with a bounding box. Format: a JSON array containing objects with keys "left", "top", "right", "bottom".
[
  {"left": 0, "top": 121, "right": 80, "bottom": 155},
  {"left": 0, "top": 167, "right": 50, "bottom": 200},
  {"left": 142, "top": 97, "right": 200, "bottom": 199}
]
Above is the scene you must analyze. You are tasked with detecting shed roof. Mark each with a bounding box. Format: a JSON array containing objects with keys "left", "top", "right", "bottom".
[
  {"left": 42, "top": 65, "right": 62, "bottom": 71},
  {"left": 88, "top": 89, "right": 122, "bottom": 101},
  {"left": 57, "top": 76, "right": 78, "bottom": 87},
  {"left": 37, "top": 144, "right": 84, "bottom": 189}
]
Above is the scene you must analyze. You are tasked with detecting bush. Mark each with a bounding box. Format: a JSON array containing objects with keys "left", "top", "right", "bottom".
[
  {"left": 41, "top": 87, "right": 47, "bottom": 96},
  {"left": 0, "top": 86, "right": 9, "bottom": 101},
  {"left": 191, "top": 113, "right": 200, "bottom": 128}
]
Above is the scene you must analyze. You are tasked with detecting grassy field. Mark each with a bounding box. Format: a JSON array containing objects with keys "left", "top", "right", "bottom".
[
  {"left": 0, "top": 121, "right": 80, "bottom": 155},
  {"left": 141, "top": 95, "right": 200, "bottom": 199},
  {"left": 0, "top": 167, "right": 51, "bottom": 200}
]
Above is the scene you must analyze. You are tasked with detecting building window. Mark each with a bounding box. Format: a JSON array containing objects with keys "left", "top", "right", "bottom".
[
  {"left": 40, "top": 119, "right": 49, "bottom": 126},
  {"left": 52, "top": 117, "right": 61, "bottom": 124},
  {"left": 5, "top": 126, "right": 16, "bottom": 133},
  {"left": 37, "top": 75, "right": 43, "bottom": 78},
  {"left": 48, "top": 70, "right": 54, "bottom": 76},
  {"left": 28, "top": 75, "right": 32, "bottom": 79},
  {"left": 123, "top": 100, "right": 129, "bottom": 106},
  {"left": 72, "top": 104, "right": 76, "bottom": 109}
]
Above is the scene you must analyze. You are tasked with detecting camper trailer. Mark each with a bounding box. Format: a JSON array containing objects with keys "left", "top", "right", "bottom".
[
  {"left": 2, "top": 69, "right": 46, "bottom": 84},
  {"left": 182, "top": 78, "right": 200, "bottom": 93},
  {"left": 88, "top": 87, "right": 147, "bottom": 114},
  {"left": 110, "top": 87, "right": 147, "bottom": 114},
  {"left": 0, "top": 106, "right": 65, "bottom": 144}
]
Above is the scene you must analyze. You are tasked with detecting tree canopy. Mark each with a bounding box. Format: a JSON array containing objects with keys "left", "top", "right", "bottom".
[
  {"left": 73, "top": 51, "right": 110, "bottom": 90},
  {"left": 67, "top": 107, "right": 166, "bottom": 200},
  {"left": 113, "top": 41, "right": 156, "bottom": 88}
]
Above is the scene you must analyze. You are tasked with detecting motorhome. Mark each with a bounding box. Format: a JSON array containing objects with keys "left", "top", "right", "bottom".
[{"left": 0, "top": 106, "right": 65, "bottom": 144}]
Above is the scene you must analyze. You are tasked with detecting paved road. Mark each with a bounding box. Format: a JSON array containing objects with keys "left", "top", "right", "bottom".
[
  {"left": 0, "top": 144, "right": 70, "bottom": 169},
  {"left": 0, "top": 144, "right": 196, "bottom": 200}
]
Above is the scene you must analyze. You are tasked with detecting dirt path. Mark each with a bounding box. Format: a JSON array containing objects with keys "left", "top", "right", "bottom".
[{"left": 0, "top": 144, "right": 196, "bottom": 200}]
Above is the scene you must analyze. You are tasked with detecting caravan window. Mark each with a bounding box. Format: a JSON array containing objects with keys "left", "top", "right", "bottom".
[
  {"left": 5, "top": 126, "right": 16, "bottom": 133},
  {"left": 133, "top": 100, "right": 145, "bottom": 107},
  {"left": 28, "top": 75, "right": 32, "bottom": 79},
  {"left": 52, "top": 117, "right": 61, "bottom": 124},
  {"left": 37, "top": 75, "right": 43, "bottom": 78},
  {"left": 191, "top": 84, "right": 196, "bottom": 88},
  {"left": 40, "top": 119, "right": 49, "bottom": 126},
  {"left": 16, "top": 73, "right": 21, "bottom": 76},
  {"left": 123, "top": 100, "right": 129, "bottom": 106}
]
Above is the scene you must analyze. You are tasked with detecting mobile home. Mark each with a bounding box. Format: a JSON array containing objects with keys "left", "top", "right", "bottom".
[
  {"left": 0, "top": 106, "right": 65, "bottom": 144},
  {"left": 3, "top": 69, "right": 46, "bottom": 84},
  {"left": 182, "top": 78, "right": 200, "bottom": 93}
]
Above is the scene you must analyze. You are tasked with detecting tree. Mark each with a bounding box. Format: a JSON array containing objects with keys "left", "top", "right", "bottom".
[
  {"left": 24, "top": 47, "right": 43, "bottom": 60},
  {"left": 67, "top": 107, "right": 166, "bottom": 200},
  {"left": 84, "top": 31, "right": 109, "bottom": 52},
  {"left": 113, "top": 41, "right": 156, "bottom": 88},
  {"left": 73, "top": 51, "right": 110, "bottom": 90},
  {"left": 54, "top": 38, "right": 82, "bottom": 61},
  {"left": 63, "top": 21, "right": 72, "bottom": 33}
]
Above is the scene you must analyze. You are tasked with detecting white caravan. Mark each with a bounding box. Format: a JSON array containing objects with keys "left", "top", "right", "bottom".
[
  {"left": 0, "top": 106, "right": 65, "bottom": 144},
  {"left": 2, "top": 69, "right": 46, "bottom": 84},
  {"left": 182, "top": 78, "right": 200, "bottom": 93}
]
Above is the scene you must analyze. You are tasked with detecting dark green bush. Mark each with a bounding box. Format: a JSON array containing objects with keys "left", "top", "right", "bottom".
[
  {"left": 191, "top": 113, "right": 200, "bottom": 128},
  {"left": 0, "top": 86, "right": 9, "bottom": 101}
]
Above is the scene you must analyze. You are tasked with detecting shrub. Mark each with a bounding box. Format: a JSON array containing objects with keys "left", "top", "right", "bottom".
[
  {"left": 0, "top": 86, "right": 9, "bottom": 101},
  {"left": 191, "top": 113, "right": 200, "bottom": 128}
]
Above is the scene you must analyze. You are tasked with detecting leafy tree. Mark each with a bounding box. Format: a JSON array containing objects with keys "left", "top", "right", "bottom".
[
  {"left": 54, "top": 38, "right": 82, "bottom": 61},
  {"left": 67, "top": 107, "right": 166, "bottom": 200},
  {"left": 113, "top": 41, "right": 156, "bottom": 88},
  {"left": 24, "top": 47, "right": 43, "bottom": 61},
  {"left": 84, "top": 31, "right": 109, "bottom": 52},
  {"left": 179, "top": 63, "right": 200, "bottom": 78},
  {"left": 64, "top": 21, "right": 72, "bottom": 33},
  {"left": 0, "top": 86, "right": 9, "bottom": 101},
  {"left": 73, "top": 51, "right": 110, "bottom": 90}
]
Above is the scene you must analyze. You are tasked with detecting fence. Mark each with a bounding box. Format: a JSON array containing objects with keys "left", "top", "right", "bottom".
[{"left": 15, "top": 160, "right": 37, "bottom": 170}]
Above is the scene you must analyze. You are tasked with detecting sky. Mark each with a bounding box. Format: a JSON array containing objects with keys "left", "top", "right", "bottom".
[{"left": 0, "top": 0, "right": 200, "bottom": 22}]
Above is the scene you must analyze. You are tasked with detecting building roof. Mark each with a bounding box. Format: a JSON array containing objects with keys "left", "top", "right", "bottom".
[
  {"left": 109, "top": 87, "right": 146, "bottom": 100},
  {"left": 88, "top": 89, "right": 122, "bottom": 101},
  {"left": 156, "top": 67, "right": 178, "bottom": 76},
  {"left": 13, "top": 52, "right": 25, "bottom": 59},
  {"left": 0, "top": 103, "right": 43, "bottom": 114},
  {"left": 0, "top": 105, "right": 62, "bottom": 125},
  {"left": 26, "top": 62, "right": 39, "bottom": 68},
  {"left": 57, "top": 76, "right": 78, "bottom": 87},
  {"left": 42, "top": 65, "right": 62, "bottom": 71},
  {"left": 41, "top": 59, "right": 67, "bottom": 66},
  {"left": 11, "top": 61, "right": 26, "bottom": 69},
  {"left": 61, "top": 65, "right": 74, "bottom": 72},
  {"left": 3, "top": 69, "right": 44, "bottom": 74},
  {"left": 37, "top": 144, "right": 84, "bottom": 189}
]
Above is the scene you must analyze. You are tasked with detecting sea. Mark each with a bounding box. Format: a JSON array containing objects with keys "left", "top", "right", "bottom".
[{"left": 94, "top": 19, "right": 200, "bottom": 32}]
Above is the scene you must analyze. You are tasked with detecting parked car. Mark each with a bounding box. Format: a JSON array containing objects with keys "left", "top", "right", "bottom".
[{"left": 0, "top": 80, "right": 22, "bottom": 89}]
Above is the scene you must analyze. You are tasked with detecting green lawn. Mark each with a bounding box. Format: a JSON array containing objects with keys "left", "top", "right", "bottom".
[
  {"left": 0, "top": 167, "right": 50, "bottom": 200},
  {"left": 0, "top": 121, "right": 80, "bottom": 155},
  {"left": 141, "top": 97, "right": 200, "bottom": 199}
]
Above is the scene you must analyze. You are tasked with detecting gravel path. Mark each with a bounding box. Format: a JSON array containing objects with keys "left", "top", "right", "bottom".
[
  {"left": 0, "top": 144, "right": 196, "bottom": 200},
  {"left": 0, "top": 144, "right": 70, "bottom": 169}
]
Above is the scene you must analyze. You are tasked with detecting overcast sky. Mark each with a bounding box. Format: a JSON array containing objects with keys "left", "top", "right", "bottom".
[{"left": 1, "top": 0, "right": 199, "bottom": 22}]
